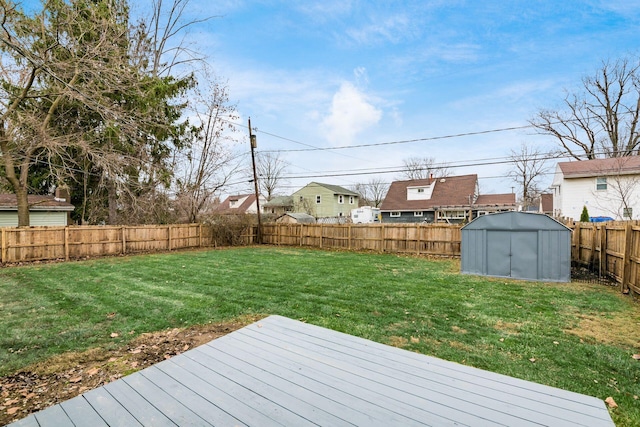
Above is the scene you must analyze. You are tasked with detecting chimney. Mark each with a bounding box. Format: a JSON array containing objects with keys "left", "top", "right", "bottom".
[{"left": 55, "top": 186, "right": 69, "bottom": 202}]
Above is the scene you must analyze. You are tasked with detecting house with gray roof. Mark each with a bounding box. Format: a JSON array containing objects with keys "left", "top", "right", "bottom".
[{"left": 292, "top": 182, "right": 359, "bottom": 219}]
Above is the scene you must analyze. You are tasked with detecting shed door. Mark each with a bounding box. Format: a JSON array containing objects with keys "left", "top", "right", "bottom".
[
  {"left": 487, "top": 231, "right": 511, "bottom": 277},
  {"left": 510, "top": 231, "right": 538, "bottom": 280},
  {"left": 486, "top": 231, "right": 539, "bottom": 279}
]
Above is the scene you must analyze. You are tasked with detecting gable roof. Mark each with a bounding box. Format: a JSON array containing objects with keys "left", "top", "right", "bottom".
[
  {"left": 0, "top": 194, "right": 74, "bottom": 211},
  {"left": 214, "top": 194, "right": 258, "bottom": 213},
  {"left": 276, "top": 213, "right": 316, "bottom": 223},
  {"left": 558, "top": 156, "right": 640, "bottom": 178},
  {"left": 380, "top": 175, "right": 477, "bottom": 211},
  {"left": 263, "top": 196, "right": 293, "bottom": 207},
  {"left": 297, "top": 182, "right": 359, "bottom": 197}
]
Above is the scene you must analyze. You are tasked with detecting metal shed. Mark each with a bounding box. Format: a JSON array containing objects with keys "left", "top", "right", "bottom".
[{"left": 461, "top": 212, "right": 571, "bottom": 282}]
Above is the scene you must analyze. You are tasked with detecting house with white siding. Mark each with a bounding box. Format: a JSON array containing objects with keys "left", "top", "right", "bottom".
[{"left": 551, "top": 157, "right": 640, "bottom": 220}]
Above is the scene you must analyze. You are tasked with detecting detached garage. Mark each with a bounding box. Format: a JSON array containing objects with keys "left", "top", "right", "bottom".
[{"left": 461, "top": 212, "right": 571, "bottom": 282}]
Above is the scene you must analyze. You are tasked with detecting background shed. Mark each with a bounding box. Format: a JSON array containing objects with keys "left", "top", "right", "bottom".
[{"left": 461, "top": 212, "right": 571, "bottom": 282}]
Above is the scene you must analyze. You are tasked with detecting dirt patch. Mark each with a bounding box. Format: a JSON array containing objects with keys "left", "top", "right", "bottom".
[
  {"left": 0, "top": 316, "right": 261, "bottom": 425},
  {"left": 494, "top": 319, "right": 526, "bottom": 335},
  {"left": 564, "top": 312, "right": 640, "bottom": 348}
]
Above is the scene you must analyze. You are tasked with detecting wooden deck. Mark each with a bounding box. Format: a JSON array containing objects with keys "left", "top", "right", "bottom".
[{"left": 10, "top": 315, "right": 614, "bottom": 426}]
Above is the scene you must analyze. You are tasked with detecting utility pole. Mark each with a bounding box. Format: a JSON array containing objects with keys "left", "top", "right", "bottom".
[{"left": 249, "top": 118, "right": 262, "bottom": 244}]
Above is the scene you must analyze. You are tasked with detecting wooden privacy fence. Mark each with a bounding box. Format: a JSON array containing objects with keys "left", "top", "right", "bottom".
[
  {"left": 261, "top": 223, "right": 462, "bottom": 257},
  {"left": 0, "top": 224, "right": 212, "bottom": 263},
  {"left": 570, "top": 220, "right": 640, "bottom": 296}
]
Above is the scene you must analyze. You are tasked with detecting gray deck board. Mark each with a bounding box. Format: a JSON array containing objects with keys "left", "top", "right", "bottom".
[
  {"left": 264, "top": 316, "right": 612, "bottom": 422},
  {"left": 59, "top": 396, "right": 109, "bottom": 426},
  {"left": 9, "top": 315, "right": 615, "bottom": 427},
  {"left": 235, "top": 320, "right": 604, "bottom": 426}
]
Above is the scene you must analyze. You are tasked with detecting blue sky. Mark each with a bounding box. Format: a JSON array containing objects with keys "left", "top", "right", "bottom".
[{"left": 30, "top": 0, "right": 640, "bottom": 196}]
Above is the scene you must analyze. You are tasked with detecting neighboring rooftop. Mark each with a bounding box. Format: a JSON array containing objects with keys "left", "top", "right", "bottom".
[
  {"left": 0, "top": 194, "right": 74, "bottom": 211},
  {"left": 380, "top": 175, "right": 478, "bottom": 211},
  {"left": 558, "top": 156, "right": 640, "bottom": 178}
]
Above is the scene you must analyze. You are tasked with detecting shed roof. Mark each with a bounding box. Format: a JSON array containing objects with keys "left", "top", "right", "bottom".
[
  {"left": 276, "top": 212, "right": 316, "bottom": 223},
  {"left": 0, "top": 194, "right": 74, "bottom": 211},
  {"left": 462, "top": 211, "right": 571, "bottom": 231}
]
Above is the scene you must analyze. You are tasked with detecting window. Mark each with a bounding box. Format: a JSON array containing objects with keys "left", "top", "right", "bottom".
[
  {"left": 624, "top": 207, "right": 633, "bottom": 219},
  {"left": 349, "top": 196, "right": 355, "bottom": 204},
  {"left": 338, "top": 195, "right": 344, "bottom": 204},
  {"left": 316, "top": 195, "right": 321, "bottom": 204},
  {"left": 414, "top": 211, "right": 423, "bottom": 217},
  {"left": 596, "top": 177, "right": 607, "bottom": 191},
  {"left": 417, "top": 188, "right": 424, "bottom": 193},
  {"left": 438, "top": 210, "right": 466, "bottom": 219},
  {"left": 390, "top": 211, "right": 401, "bottom": 217},
  {"left": 299, "top": 196, "right": 304, "bottom": 202}
]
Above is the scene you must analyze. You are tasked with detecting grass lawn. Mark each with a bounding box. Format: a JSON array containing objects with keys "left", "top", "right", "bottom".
[{"left": 1, "top": 246, "right": 639, "bottom": 426}]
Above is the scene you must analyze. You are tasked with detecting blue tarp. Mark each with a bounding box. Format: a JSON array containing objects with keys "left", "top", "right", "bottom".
[{"left": 590, "top": 216, "right": 614, "bottom": 222}]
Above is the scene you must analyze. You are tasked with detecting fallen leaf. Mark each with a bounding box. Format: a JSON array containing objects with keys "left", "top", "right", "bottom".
[
  {"left": 605, "top": 397, "right": 618, "bottom": 408},
  {"left": 130, "top": 349, "right": 142, "bottom": 354},
  {"left": 164, "top": 354, "right": 171, "bottom": 360},
  {"left": 7, "top": 407, "right": 19, "bottom": 415},
  {"left": 410, "top": 337, "right": 420, "bottom": 344},
  {"left": 632, "top": 354, "right": 640, "bottom": 360},
  {"left": 257, "top": 323, "right": 263, "bottom": 328},
  {"left": 529, "top": 358, "right": 536, "bottom": 363},
  {"left": 108, "top": 357, "right": 117, "bottom": 363},
  {"left": 553, "top": 341, "right": 559, "bottom": 345},
  {"left": 634, "top": 395, "right": 638, "bottom": 400},
  {"left": 499, "top": 338, "right": 505, "bottom": 342},
  {"left": 87, "top": 368, "right": 100, "bottom": 376},
  {"left": 69, "top": 377, "right": 82, "bottom": 383},
  {"left": 110, "top": 332, "right": 119, "bottom": 338},
  {"left": 24, "top": 393, "right": 35, "bottom": 400},
  {"left": 4, "top": 399, "right": 19, "bottom": 406},
  {"left": 182, "top": 344, "right": 189, "bottom": 351}
]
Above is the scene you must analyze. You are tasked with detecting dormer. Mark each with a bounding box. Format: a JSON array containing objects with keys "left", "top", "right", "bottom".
[{"left": 407, "top": 181, "right": 435, "bottom": 200}]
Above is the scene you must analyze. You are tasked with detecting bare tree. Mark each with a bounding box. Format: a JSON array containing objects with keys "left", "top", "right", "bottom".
[
  {"left": 352, "top": 178, "right": 389, "bottom": 207},
  {"left": 256, "top": 152, "right": 289, "bottom": 201},
  {"left": 592, "top": 157, "right": 640, "bottom": 220},
  {"left": 507, "top": 143, "right": 551, "bottom": 210},
  {"left": 400, "top": 157, "right": 450, "bottom": 180},
  {"left": 174, "top": 81, "right": 241, "bottom": 223},
  {"left": 531, "top": 56, "right": 640, "bottom": 160}
]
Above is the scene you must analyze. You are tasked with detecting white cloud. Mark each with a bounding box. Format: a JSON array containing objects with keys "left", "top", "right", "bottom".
[{"left": 322, "top": 82, "right": 382, "bottom": 145}]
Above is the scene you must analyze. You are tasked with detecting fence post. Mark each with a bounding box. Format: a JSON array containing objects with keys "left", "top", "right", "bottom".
[
  {"left": 599, "top": 224, "right": 607, "bottom": 277},
  {"left": 348, "top": 224, "right": 352, "bottom": 250},
  {"left": 64, "top": 227, "right": 69, "bottom": 261},
  {"left": 168, "top": 225, "right": 172, "bottom": 251},
  {"left": 416, "top": 223, "right": 421, "bottom": 255},
  {"left": 1, "top": 228, "right": 5, "bottom": 264},
  {"left": 622, "top": 223, "right": 633, "bottom": 294},
  {"left": 575, "top": 222, "right": 582, "bottom": 263},
  {"left": 319, "top": 224, "right": 323, "bottom": 248},
  {"left": 121, "top": 226, "right": 126, "bottom": 255},
  {"left": 380, "top": 225, "right": 385, "bottom": 253},
  {"left": 199, "top": 224, "right": 203, "bottom": 247}
]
